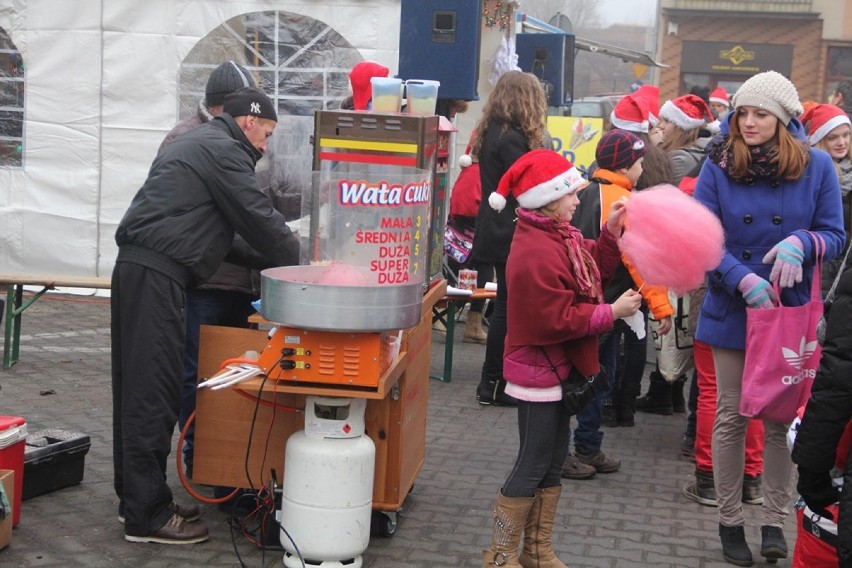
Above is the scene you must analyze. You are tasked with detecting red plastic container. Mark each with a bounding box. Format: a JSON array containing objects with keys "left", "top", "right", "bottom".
[{"left": 0, "top": 416, "right": 27, "bottom": 526}]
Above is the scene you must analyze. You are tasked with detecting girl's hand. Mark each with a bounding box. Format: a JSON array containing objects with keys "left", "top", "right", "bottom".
[
  {"left": 611, "top": 289, "right": 642, "bottom": 319},
  {"left": 606, "top": 197, "right": 629, "bottom": 235}
]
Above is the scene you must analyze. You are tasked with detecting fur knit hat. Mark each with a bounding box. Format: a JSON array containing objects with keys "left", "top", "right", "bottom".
[
  {"left": 489, "top": 149, "right": 588, "bottom": 212},
  {"left": 610, "top": 95, "right": 652, "bottom": 133},
  {"left": 206, "top": 61, "right": 255, "bottom": 107},
  {"left": 659, "top": 94, "right": 713, "bottom": 131},
  {"left": 596, "top": 130, "right": 646, "bottom": 171},
  {"left": 801, "top": 104, "right": 852, "bottom": 146},
  {"left": 732, "top": 71, "right": 803, "bottom": 125}
]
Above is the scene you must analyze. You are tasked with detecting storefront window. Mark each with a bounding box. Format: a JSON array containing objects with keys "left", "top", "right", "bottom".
[
  {"left": 0, "top": 28, "right": 24, "bottom": 169},
  {"left": 826, "top": 46, "right": 852, "bottom": 102}
]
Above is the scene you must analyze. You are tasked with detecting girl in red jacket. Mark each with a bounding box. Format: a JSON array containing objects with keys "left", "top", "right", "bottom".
[{"left": 481, "top": 149, "right": 641, "bottom": 567}]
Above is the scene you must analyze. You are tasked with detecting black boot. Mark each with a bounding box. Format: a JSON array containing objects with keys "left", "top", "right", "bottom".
[
  {"left": 683, "top": 468, "right": 716, "bottom": 506},
  {"left": 616, "top": 386, "right": 639, "bottom": 427},
  {"left": 719, "top": 524, "right": 753, "bottom": 566},
  {"left": 760, "top": 525, "right": 787, "bottom": 563},
  {"left": 671, "top": 375, "right": 687, "bottom": 413},
  {"left": 476, "top": 378, "right": 517, "bottom": 406},
  {"left": 635, "top": 371, "right": 673, "bottom": 415}
]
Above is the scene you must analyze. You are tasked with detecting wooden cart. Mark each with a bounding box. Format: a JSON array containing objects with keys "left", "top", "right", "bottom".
[{"left": 192, "top": 281, "right": 444, "bottom": 535}]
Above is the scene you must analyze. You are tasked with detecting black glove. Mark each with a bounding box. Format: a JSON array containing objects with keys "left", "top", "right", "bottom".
[{"left": 797, "top": 467, "right": 839, "bottom": 520}]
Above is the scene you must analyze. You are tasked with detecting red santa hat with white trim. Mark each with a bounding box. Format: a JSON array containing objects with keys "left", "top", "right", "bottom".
[
  {"left": 632, "top": 85, "right": 661, "bottom": 126},
  {"left": 802, "top": 103, "right": 852, "bottom": 146},
  {"left": 458, "top": 129, "right": 477, "bottom": 168},
  {"left": 659, "top": 94, "right": 713, "bottom": 131},
  {"left": 488, "top": 149, "right": 588, "bottom": 213},
  {"left": 610, "top": 95, "right": 651, "bottom": 133},
  {"left": 709, "top": 87, "right": 730, "bottom": 109}
]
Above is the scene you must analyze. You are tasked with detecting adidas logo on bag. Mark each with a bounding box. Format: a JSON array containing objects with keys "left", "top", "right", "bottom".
[{"left": 781, "top": 337, "right": 818, "bottom": 385}]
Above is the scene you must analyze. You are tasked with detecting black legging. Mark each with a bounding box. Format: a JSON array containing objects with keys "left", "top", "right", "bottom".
[
  {"left": 481, "top": 263, "right": 507, "bottom": 382},
  {"left": 503, "top": 400, "right": 573, "bottom": 498}
]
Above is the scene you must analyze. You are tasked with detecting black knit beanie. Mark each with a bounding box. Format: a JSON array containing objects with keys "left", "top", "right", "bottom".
[{"left": 205, "top": 61, "right": 254, "bottom": 107}]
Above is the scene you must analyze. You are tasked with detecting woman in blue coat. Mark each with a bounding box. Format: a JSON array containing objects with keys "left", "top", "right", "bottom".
[{"left": 693, "top": 71, "right": 845, "bottom": 566}]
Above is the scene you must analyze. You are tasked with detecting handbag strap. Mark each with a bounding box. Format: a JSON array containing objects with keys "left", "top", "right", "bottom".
[
  {"left": 771, "top": 231, "right": 825, "bottom": 303},
  {"left": 825, "top": 243, "right": 852, "bottom": 304}
]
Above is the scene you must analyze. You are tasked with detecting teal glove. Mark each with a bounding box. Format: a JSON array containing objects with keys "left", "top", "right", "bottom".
[
  {"left": 763, "top": 235, "right": 804, "bottom": 288},
  {"left": 737, "top": 273, "right": 778, "bottom": 309}
]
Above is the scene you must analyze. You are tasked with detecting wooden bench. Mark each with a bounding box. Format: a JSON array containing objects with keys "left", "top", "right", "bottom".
[
  {"left": 0, "top": 273, "right": 112, "bottom": 369},
  {"left": 430, "top": 287, "right": 496, "bottom": 383}
]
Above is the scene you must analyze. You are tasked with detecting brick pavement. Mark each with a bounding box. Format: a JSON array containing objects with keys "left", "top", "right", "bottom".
[{"left": 0, "top": 293, "right": 797, "bottom": 567}]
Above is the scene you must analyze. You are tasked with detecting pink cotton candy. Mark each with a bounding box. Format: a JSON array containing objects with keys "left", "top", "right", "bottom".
[
  {"left": 619, "top": 184, "right": 724, "bottom": 295},
  {"left": 315, "top": 262, "right": 370, "bottom": 286}
]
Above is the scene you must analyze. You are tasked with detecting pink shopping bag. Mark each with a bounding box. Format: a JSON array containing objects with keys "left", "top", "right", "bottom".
[{"left": 740, "top": 235, "right": 824, "bottom": 423}]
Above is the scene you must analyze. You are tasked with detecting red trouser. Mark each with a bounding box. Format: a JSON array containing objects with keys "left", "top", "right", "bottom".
[{"left": 694, "top": 340, "right": 764, "bottom": 475}]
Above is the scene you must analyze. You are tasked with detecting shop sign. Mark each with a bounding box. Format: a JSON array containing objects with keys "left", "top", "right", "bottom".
[
  {"left": 681, "top": 41, "right": 793, "bottom": 76},
  {"left": 546, "top": 116, "right": 604, "bottom": 174}
]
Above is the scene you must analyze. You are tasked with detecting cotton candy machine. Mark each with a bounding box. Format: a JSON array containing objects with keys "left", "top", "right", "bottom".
[{"left": 260, "top": 110, "right": 439, "bottom": 333}]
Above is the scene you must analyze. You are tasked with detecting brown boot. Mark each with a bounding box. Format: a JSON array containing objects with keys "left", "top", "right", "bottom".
[
  {"left": 482, "top": 491, "right": 536, "bottom": 567},
  {"left": 464, "top": 311, "right": 488, "bottom": 344},
  {"left": 519, "top": 486, "right": 568, "bottom": 568}
]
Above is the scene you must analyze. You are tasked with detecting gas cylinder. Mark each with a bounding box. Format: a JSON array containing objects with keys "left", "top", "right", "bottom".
[{"left": 281, "top": 396, "right": 375, "bottom": 568}]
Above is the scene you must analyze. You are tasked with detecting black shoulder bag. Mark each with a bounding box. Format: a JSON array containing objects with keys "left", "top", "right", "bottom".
[{"left": 540, "top": 348, "right": 604, "bottom": 415}]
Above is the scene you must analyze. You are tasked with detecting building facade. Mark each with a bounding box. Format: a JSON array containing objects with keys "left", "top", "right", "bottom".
[{"left": 658, "top": 0, "right": 852, "bottom": 102}]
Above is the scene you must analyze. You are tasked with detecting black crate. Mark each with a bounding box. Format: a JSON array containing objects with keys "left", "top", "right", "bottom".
[{"left": 22, "top": 429, "right": 90, "bottom": 501}]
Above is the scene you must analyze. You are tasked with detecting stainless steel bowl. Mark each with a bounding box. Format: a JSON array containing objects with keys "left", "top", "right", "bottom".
[{"left": 260, "top": 266, "right": 422, "bottom": 331}]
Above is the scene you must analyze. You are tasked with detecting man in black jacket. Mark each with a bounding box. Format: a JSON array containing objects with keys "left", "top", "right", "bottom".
[{"left": 111, "top": 87, "right": 299, "bottom": 544}]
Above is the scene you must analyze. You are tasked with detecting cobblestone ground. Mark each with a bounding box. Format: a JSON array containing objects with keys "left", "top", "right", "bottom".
[{"left": 0, "top": 293, "right": 796, "bottom": 567}]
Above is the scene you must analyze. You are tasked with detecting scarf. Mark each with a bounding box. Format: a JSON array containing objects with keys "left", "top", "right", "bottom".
[
  {"left": 706, "top": 132, "right": 780, "bottom": 183},
  {"left": 517, "top": 208, "right": 603, "bottom": 302},
  {"left": 837, "top": 156, "right": 852, "bottom": 198}
]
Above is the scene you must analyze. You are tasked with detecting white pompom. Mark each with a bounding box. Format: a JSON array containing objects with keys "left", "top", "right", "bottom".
[
  {"left": 489, "top": 192, "right": 507, "bottom": 212},
  {"left": 458, "top": 154, "right": 472, "bottom": 168}
]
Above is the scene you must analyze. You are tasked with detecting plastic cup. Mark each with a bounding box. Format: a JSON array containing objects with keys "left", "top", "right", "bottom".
[
  {"left": 370, "top": 77, "right": 403, "bottom": 112},
  {"left": 405, "top": 79, "right": 440, "bottom": 115}
]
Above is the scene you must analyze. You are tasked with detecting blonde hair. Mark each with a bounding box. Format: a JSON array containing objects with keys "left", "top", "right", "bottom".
[
  {"left": 726, "top": 113, "right": 809, "bottom": 180},
  {"left": 469, "top": 71, "right": 548, "bottom": 158},
  {"left": 813, "top": 126, "right": 852, "bottom": 177}
]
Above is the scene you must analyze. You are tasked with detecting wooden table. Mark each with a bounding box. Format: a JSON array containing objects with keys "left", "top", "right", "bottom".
[
  {"left": 430, "top": 288, "right": 495, "bottom": 383},
  {"left": 0, "top": 273, "right": 111, "bottom": 369}
]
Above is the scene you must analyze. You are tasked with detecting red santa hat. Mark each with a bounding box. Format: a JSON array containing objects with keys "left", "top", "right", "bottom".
[
  {"left": 349, "top": 61, "right": 390, "bottom": 111},
  {"left": 709, "top": 87, "right": 730, "bottom": 108},
  {"left": 458, "top": 129, "right": 477, "bottom": 168},
  {"left": 632, "top": 85, "right": 661, "bottom": 126},
  {"left": 801, "top": 103, "right": 852, "bottom": 146},
  {"left": 488, "top": 149, "right": 588, "bottom": 212},
  {"left": 659, "top": 94, "right": 713, "bottom": 131},
  {"left": 610, "top": 95, "right": 652, "bottom": 133}
]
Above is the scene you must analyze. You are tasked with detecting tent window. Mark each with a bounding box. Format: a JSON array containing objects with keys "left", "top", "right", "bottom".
[
  {"left": 0, "top": 29, "right": 23, "bottom": 169},
  {"left": 176, "top": 10, "right": 362, "bottom": 119}
]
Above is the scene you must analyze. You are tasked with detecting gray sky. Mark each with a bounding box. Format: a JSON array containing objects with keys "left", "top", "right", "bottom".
[{"left": 598, "top": 0, "right": 658, "bottom": 26}]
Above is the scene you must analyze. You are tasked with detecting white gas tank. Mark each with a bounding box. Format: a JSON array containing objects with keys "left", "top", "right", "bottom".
[{"left": 281, "top": 396, "right": 375, "bottom": 568}]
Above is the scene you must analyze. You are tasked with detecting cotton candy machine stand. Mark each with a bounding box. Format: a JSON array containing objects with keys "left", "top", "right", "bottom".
[{"left": 191, "top": 276, "right": 445, "bottom": 541}]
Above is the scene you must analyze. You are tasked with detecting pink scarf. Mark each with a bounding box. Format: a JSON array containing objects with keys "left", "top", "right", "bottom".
[{"left": 517, "top": 208, "right": 603, "bottom": 302}]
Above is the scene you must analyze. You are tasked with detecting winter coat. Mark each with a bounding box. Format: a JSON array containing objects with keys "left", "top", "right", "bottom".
[
  {"left": 668, "top": 138, "right": 709, "bottom": 186},
  {"left": 502, "top": 210, "right": 621, "bottom": 402},
  {"left": 692, "top": 117, "right": 846, "bottom": 350},
  {"left": 792, "top": 264, "right": 852, "bottom": 565},
  {"left": 472, "top": 121, "right": 530, "bottom": 265},
  {"left": 115, "top": 113, "right": 300, "bottom": 288},
  {"left": 158, "top": 100, "right": 257, "bottom": 295},
  {"left": 571, "top": 168, "right": 674, "bottom": 320}
]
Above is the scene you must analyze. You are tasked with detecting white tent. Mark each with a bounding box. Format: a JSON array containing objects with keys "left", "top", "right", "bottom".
[{"left": 0, "top": 0, "right": 403, "bottom": 278}]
